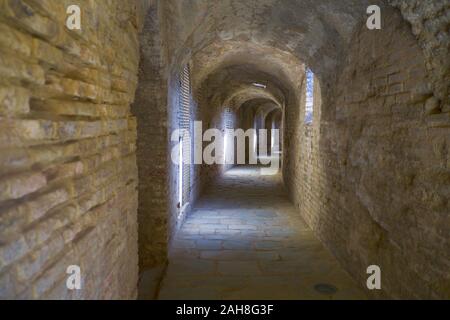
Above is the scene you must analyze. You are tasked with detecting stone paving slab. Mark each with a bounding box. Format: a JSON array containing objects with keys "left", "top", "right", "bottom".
[{"left": 158, "top": 166, "right": 368, "bottom": 300}]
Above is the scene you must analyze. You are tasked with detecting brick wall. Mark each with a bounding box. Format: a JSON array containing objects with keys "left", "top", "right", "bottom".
[
  {"left": 284, "top": 7, "right": 449, "bottom": 299},
  {"left": 132, "top": 1, "right": 169, "bottom": 270},
  {"left": 0, "top": 0, "right": 141, "bottom": 299}
]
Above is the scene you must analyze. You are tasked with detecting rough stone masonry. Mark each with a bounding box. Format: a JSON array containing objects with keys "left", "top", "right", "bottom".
[{"left": 0, "top": 0, "right": 147, "bottom": 299}]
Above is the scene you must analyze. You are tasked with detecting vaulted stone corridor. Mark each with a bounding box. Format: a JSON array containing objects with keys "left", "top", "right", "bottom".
[{"left": 0, "top": 0, "right": 448, "bottom": 300}]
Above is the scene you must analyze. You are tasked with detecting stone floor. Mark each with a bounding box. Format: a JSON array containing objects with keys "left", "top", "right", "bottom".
[{"left": 157, "top": 166, "right": 367, "bottom": 300}]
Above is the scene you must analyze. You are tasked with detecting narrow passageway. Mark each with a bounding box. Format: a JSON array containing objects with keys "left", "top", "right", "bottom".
[
  {"left": 1, "top": 1, "right": 447, "bottom": 301},
  {"left": 158, "top": 166, "right": 366, "bottom": 299}
]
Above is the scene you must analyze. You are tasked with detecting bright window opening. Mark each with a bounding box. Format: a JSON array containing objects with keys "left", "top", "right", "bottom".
[
  {"left": 253, "top": 83, "right": 266, "bottom": 89},
  {"left": 178, "top": 64, "right": 191, "bottom": 212},
  {"left": 305, "top": 68, "right": 314, "bottom": 124}
]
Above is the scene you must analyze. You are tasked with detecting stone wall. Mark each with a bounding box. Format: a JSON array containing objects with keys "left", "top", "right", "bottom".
[
  {"left": 389, "top": 0, "right": 449, "bottom": 104},
  {"left": 191, "top": 83, "right": 218, "bottom": 203},
  {"left": 132, "top": 0, "right": 169, "bottom": 270},
  {"left": 0, "top": 0, "right": 141, "bottom": 299},
  {"left": 284, "top": 6, "right": 449, "bottom": 299}
]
